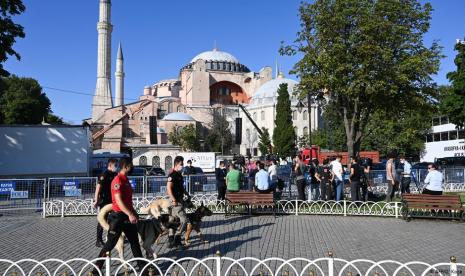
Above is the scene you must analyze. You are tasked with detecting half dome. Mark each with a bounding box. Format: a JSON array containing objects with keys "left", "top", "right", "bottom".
[{"left": 161, "top": 112, "right": 195, "bottom": 121}]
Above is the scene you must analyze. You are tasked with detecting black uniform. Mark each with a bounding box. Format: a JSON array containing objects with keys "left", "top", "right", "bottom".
[
  {"left": 169, "top": 170, "right": 186, "bottom": 203},
  {"left": 215, "top": 167, "right": 227, "bottom": 200},
  {"left": 96, "top": 170, "right": 116, "bottom": 246},
  {"left": 167, "top": 170, "right": 189, "bottom": 247}
]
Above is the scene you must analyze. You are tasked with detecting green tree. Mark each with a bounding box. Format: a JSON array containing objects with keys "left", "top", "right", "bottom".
[
  {"left": 204, "top": 108, "right": 233, "bottom": 153},
  {"left": 273, "top": 83, "right": 296, "bottom": 158},
  {"left": 439, "top": 39, "right": 465, "bottom": 127},
  {"left": 0, "top": 75, "right": 53, "bottom": 124},
  {"left": 168, "top": 124, "right": 200, "bottom": 151},
  {"left": 46, "top": 113, "right": 65, "bottom": 125},
  {"left": 281, "top": 0, "right": 442, "bottom": 157},
  {"left": 0, "top": 0, "right": 26, "bottom": 77},
  {"left": 258, "top": 127, "right": 271, "bottom": 156}
]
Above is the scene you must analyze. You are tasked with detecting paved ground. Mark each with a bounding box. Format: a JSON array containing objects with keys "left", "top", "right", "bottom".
[{"left": 0, "top": 214, "right": 464, "bottom": 265}]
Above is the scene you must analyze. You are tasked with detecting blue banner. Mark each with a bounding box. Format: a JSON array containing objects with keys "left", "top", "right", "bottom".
[
  {"left": 11, "top": 190, "right": 29, "bottom": 199},
  {"left": 0, "top": 182, "right": 15, "bottom": 195},
  {"left": 62, "top": 180, "right": 79, "bottom": 191}
]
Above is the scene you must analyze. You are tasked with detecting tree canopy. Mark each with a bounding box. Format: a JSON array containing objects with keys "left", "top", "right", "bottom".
[
  {"left": 167, "top": 124, "right": 200, "bottom": 151},
  {"left": 272, "top": 83, "right": 296, "bottom": 158},
  {"left": 258, "top": 127, "right": 272, "bottom": 156},
  {"left": 204, "top": 108, "right": 233, "bottom": 154}
]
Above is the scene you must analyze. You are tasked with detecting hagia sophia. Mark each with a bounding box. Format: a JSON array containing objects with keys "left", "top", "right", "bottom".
[{"left": 89, "top": 0, "right": 322, "bottom": 171}]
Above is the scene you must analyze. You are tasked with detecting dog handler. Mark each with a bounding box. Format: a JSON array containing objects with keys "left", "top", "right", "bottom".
[
  {"left": 167, "top": 155, "right": 189, "bottom": 248},
  {"left": 92, "top": 158, "right": 146, "bottom": 274},
  {"left": 93, "top": 158, "right": 118, "bottom": 248}
]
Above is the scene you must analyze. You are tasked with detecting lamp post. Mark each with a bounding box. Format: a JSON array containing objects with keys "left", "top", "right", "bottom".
[{"left": 297, "top": 93, "right": 313, "bottom": 163}]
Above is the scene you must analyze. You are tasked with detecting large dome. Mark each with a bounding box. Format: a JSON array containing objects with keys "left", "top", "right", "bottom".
[
  {"left": 251, "top": 74, "right": 299, "bottom": 105},
  {"left": 191, "top": 48, "right": 239, "bottom": 63}
]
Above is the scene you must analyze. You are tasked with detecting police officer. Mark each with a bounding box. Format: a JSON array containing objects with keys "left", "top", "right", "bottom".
[
  {"left": 93, "top": 158, "right": 146, "bottom": 274},
  {"left": 93, "top": 158, "right": 118, "bottom": 247},
  {"left": 167, "top": 155, "right": 189, "bottom": 248}
]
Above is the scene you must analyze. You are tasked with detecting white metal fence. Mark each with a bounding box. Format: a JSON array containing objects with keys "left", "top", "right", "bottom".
[{"left": 0, "top": 255, "right": 462, "bottom": 276}]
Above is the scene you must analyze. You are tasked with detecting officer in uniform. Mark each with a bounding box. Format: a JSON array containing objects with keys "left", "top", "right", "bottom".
[
  {"left": 93, "top": 158, "right": 118, "bottom": 247},
  {"left": 167, "top": 155, "right": 190, "bottom": 248},
  {"left": 93, "top": 158, "right": 146, "bottom": 274}
]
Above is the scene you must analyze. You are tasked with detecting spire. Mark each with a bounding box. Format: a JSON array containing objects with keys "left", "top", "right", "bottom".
[
  {"left": 213, "top": 40, "right": 218, "bottom": 51},
  {"left": 115, "top": 41, "right": 125, "bottom": 106},
  {"left": 275, "top": 59, "right": 279, "bottom": 79},
  {"left": 117, "top": 42, "right": 123, "bottom": 60}
]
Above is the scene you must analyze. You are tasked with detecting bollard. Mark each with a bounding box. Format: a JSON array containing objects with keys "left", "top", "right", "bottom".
[
  {"left": 87, "top": 272, "right": 93, "bottom": 276},
  {"left": 328, "top": 251, "right": 334, "bottom": 276},
  {"left": 38, "top": 271, "right": 43, "bottom": 276},
  {"left": 284, "top": 270, "right": 289, "bottom": 276},
  {"left": 198, "top": 270, "right": 204, "bottom": 276},
  {"left": 215, "top": 250, "right": 221, "bottom": 276},
  {"left": 63, "top": 271, "right": 68, "bottom": 276},
  {"left": 12, "top": 271, "right": 17, "bottom": 276},
  {"left": 450, "top": 256, "right": 458, "bottom": 276},
  {"left": 309, "top": 271, "right": 315, "bottom": 276},
  {"left": 347, "top": 272, "right": 352, "bottom": 276},
  {"left": 124, "top": 268, "right": 129, "bottom": 276},
  {"left": 233, "top": 270, "right": 239, "bottom": 276},
  {"left": 259, "top": 270, "right": 264, "bottom": 276},
  {"left": 173, "top": 270, "right": 178, "bottom": 276},
  {"left": 216, "top": 250, "right": 221, "bottom": 257},
  {"left": 148, "top": 267, "right": 154, "bottom": 276},
  {"left": 374, "top": 272, "right": 380, "bottom": 276},
  {"left": 105, "top": 251, "right": 111, "bottom": 275}
]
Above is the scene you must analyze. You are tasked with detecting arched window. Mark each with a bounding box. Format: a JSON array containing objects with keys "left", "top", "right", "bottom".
[
  {"left": 294, "top": 127, "right": 298, "bottom": 136},
  {"left": 253, "top": 112, "right": 257, "bottom": 121},
  {"left": 303, "top": 127, "right": 308, "bottom": 136},
  {"left": 261, "top": 111, "right": 265, "bottom": 121},
  {"left": 246, "top": 129, "right": 250, "bottom": 141},
  {"left": 168, "top": 102, "right": 174, "bottom": 113},
  {"left": 152, "top": 156, "right": 160, "bottom": 167},
  {"left": 177, "top": 105, "right": 183, "bottom": 112},
  {"left": 303, "top": 110, "right": 308, "bottom": 120},
  {"left": 292, "top": 110, "right": 297, "bottom": 121},
  {"left": 165, "top": 156, "right": 173, "bottom": 172},
  {"left": 139, "top": 156, "right": 147, "bottom": 166}
]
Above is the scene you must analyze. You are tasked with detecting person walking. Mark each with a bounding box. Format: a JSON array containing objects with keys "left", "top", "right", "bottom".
[
  {"left": 167, "top": 156, "right": 190, "bottom": 248},
  {"left": 294, "top": 155, "right": 306, "bottom": 201},
  {"left": 422, "top": 163, "right": 443, "bottom": 195},
  {"left": 399, "top": 155, "right": 412, "bottom": 195},
  {"left": 330, "top": 155, "right": 344, "bottom": 201},
  {"left": 215, "top": 161, "right": 227, "bottom": 200},
  {"left": 349, "top": 156, "right": 362, "bottom": 202},
  {"left": 92, "top": 158, "right": 146, "bottom": 274},
  {"left": 93, "top": 158, "right": 118, "bottom": 248},
  {"left": 385, "top": 153, "right": 397, "bottom": 202}
]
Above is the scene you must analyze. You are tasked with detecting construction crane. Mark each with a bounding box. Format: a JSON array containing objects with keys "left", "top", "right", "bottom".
[{"left": 238, "top": 104, "right": 263, "bottom": 136}]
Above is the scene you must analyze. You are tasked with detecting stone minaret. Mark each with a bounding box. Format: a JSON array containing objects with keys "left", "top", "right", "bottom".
[
  {"left": 115, "top": 42, "right": 124, "bottom": 106},
  {"left": 92, "top": 0, "right": 113, "bottom": 121}
]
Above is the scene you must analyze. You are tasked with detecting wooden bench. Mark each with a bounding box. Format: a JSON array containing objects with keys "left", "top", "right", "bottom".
[
  {"left": 225, "top": 191, "right": 275, "bottom": 216},
  {"left": 401, "top": 194, "right": 464, "bottom": 221}
]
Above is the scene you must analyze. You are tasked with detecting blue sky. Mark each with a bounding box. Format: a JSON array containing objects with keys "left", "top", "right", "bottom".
[{"left": 5, "top": 0, "right": 465, "bottom": 124}]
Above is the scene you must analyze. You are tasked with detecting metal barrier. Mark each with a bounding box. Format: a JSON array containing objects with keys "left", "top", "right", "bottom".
[
  {"left": 187, "top": 174, "right": 217, "bottom": 194},
  {"left": 46, "top": 177, "right": 97, "bottom": 201},
  {"left": 1, "top": 254, "right": 462, "bottom": 275},
  {"left": 0, "top": 178, "right": 45, "bottom": 212},
  {"left": 145, "top": 176, "right": 168, "bottom": 197},
  {"left": 128, "top": 176, "right": 145, "bottom": 198}
]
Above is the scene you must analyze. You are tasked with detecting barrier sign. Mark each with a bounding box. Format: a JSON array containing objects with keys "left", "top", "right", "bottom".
[
  {"left": 63, "top": 181, "right": 78, "bottom": 191},
  {"left": 11, "top": 190, "right": 28, "bottom": 199},
  {"left": 203, "top": 184, "right": 216, "bottom": 192},
  {"left": 65, "top": 189, "right": 82, "bottom": 197},
  {"left": 129, "top": 179, "right": 136, "bottom": 189},
  {"left": 0, "top": 182, "right": 15, "bottom": 194},
  {"left": 160, "top": 186, "right": 167, "bottom": 194}
]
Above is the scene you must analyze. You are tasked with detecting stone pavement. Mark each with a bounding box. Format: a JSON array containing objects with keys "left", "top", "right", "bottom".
[{"left": 0, "top": 214, "right": 464, "bottom": 264}]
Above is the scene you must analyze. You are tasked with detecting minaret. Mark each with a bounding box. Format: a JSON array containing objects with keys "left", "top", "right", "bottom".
[
  {"left": 115, "top": 42, "right": 124, "bottom": 106},
  {"left": 92, "top": 0, "right": 113, "bottom": 121}
]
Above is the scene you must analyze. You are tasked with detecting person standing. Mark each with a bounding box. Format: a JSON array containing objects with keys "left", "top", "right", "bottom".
[
  {"left": 294, "top": 155, "right": 306, "bottom": 201},
  {"left": 255, "top": 162, "right": 271, "bottom": 192},
  {"left": 309, "top": 159, "right": 321, "bottom": 200},
  {"left": 268, "top": 160, "right": 278, "bottom": 191},
  {"left": 399, "top": 156, "right": 412, "bottom": 195},
  {"left": 319, "top": 159, "right": 332, "bottom": 200},
  {"left": 215, "top": 161, "right": 227, "bottom": 200},
  {"left": 349, "top": 157, "right": 362, "bottom": 202},
  {"left": 385, "top": 153, "right": 397, "bottom": 202},
  {"left": 167, "top": 156, "right": 190, "bottom": 248},
  {"left": 226, "top": 163, "right": 241, "bottom": 192},
  {"left": 422, "top": 163, "right": 443, "bottom": 195},
  {"left": 92, "top": 158, "right": 146, "bottom": 274},
  {"left": 360, "top": 157, "right": 372, "bottom": 202},
  {"left": 183, "top": 160, "right": 196, "bottom": 176},
  {"left": 330, "top": 155, "right": 344, "bottom": 201},
  {"left": 93, "top": 158, "right": 118, "bottom": 248}
]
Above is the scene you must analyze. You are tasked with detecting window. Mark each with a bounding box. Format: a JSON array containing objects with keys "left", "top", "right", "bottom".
[
  {"left": 139, "top": 156, "right": 147, "bottom": 166},
  {"left": 459, "top": 129, "right": 465, "bottom": 139},
  {"left": 303, "top": 127, "right": 308, "bottom": 136},
  {"left": 168, "top": 102, "right": 174, "bottom": 113},
  {"left": 253, "top": 112, "right": 257, "bottom": 121},
  {"left": 292, "top": 110, "right": 297, "bottom": 120},
  {"left": 449, "top": 130, "right": 458, "bottom": 140},
  {"left": 303, "top": 110, "right": 308, "bottom": 120},
  {"left": 261, "top": 111, "right": 265, "bottom": 121},
  {"left": 440, "top": 132, "right": 448, "bottom": 141},
  {"left": 152, "top": 156, "right": 160, "bottom": 167},
  {"left": 426, "top": 134, "right": 433, "bottom": 142},
  {"left": 432, "top": 117, "right": 440, "bottom": 126},
  {"left": 440, "top": 116, "right": 449, "bottom": 125},
  {"left": 294, "top": 126, "right": 298, "bottom": 136},
  {"left": 246, "top": 129, "right": 250, "bottom": 140},
  {"left": 165, "top": 156, "right": 172, "bottom": 172},
  {"left": 433, "top": 133, "right": 440, "bottom": 142}
]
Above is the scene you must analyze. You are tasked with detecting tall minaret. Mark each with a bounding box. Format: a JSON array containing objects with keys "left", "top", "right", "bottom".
[
  {"left": 115, "top": 42, "right": 124, "bottom": 106},
  {"left": 92, "top": 0, "right": 113, "bottom": 121}
]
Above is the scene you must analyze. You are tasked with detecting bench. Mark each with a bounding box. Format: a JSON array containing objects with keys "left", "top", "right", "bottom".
[
  {"left": 225, "top": 191, "right": 275, "bottom": 216},
  {"left": 401, "top": 194, "right": 464, "bottom": 221}
]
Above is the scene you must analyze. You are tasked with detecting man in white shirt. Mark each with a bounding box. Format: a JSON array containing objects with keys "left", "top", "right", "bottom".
[
  {"left": 268, "top": 160, "right": 278, "bottom": 190},
  {"left": 399, "top": 156, "right": 412, "bottom": 194},
  {"left": 423, "top": 163, "right": 443, "bottom": 195},
  {"left": 330, "top": 155, "right": 344, "bottom": 201}
]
